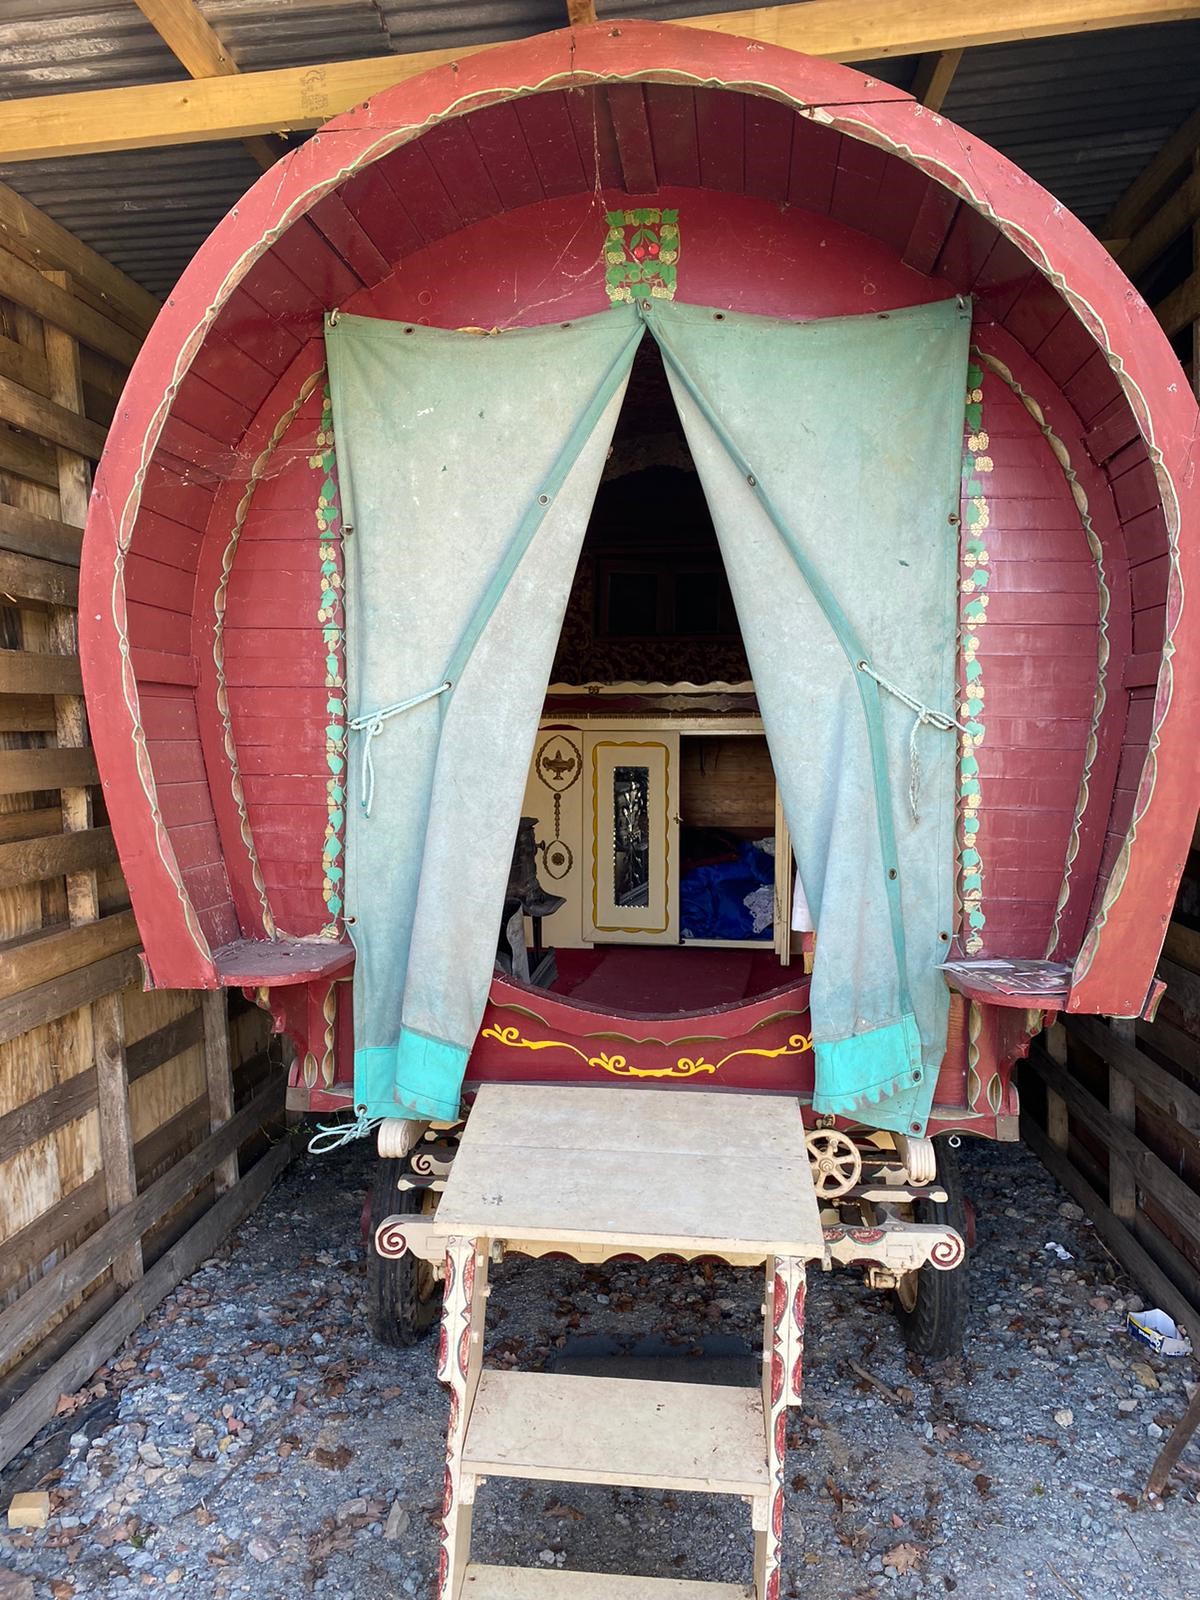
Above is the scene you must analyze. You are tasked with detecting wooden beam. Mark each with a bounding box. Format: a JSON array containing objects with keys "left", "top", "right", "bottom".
[
  {"left": 0, "top": 948, "right": 143, "bottom": 1046},
  {"left": 0, "top": 911, "right": 140, "bottom": 999},
  {"left": 566, "top": 2, "right": 598, "bottom": 23},
  {"left": 1155, "top": 266, "right": 1200, "bottom": 337},
  {"left": 1104, "top": 103, "right": 1200, "bottom": 240},
  {"left": 0, "top": 825, "right": 117, "bottom": 891},
  {"left": 1118, "top": 162, "right": 1200, "bottom": 279},
  {"left": 910, "top": 48, "right": 964, "bottom": 111},
  {"left": 131, "top": 0, "right": 281, "bottom": 172},
  {"left": 0, "top": 0, "right": 1196, "bottom": 160}
]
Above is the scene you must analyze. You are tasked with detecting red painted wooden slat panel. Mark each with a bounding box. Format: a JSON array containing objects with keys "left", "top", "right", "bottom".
[
  {"left": 123, "top": 556, "right": 196, "bottom": 617},
  {"left": 229, "top": 713, "right": 333, "bottom": 749},
  {"left": 248, "top": 806, "right": 327, "bottom": 848},
  {"left": 862, "top": 155, "right": 928, "bottom": 255},
  {"left": 240, "top": 773, "right": 328, "bottom": 806},
  {"left": 167, "top": 819, "right": 224, "bottom": 873},
  {"left": 453, "top": 102, "right": 543, "bottom": 213},
  {"left": 1033, "top": 311, "right": 1099, "bottom": 390},
  {"left": 564, "top": 85, "right": 623, "bottom": 191},
  {"left": 236, "top": 743, "right": 325, "bottom": 778},
  {"left": 221, "top": 541, "right": 319, "bottom": 571},
  {"left": 644, "top": 83, "right": 700, "bottom": 189},
  {"left": 828, "top": 138, "right": 887, "bottom": 230},
  {"left": 1061, "top": 349, "right": 1123, "bottom": 426},
  {"left": 935, "top": 205, "right": 1004, "bottom": 298},
  {"left": 227, "top": 687, "right": 332, "bottom": 721},
  {"left": 139, "top": 460, "right": 215, "bottom": 532},
  {"left": 607, "top": 84, "right": 658, "bottom": 195},
  {"left": 984, "top": 560, "right": 1096, "bottom": 593},
  {"left": 131, "top": 650, "right": 197, "bottom": 688},
  {"left": 267, "top": 887, "right": 326, "bottom": 930},
  {"left": 198, "top": 901, "right": 240, "bottom": 949},
  {"left": 981, "top": 681, "right": 1096, "bottom": 717},
  {"left": 138, "top": 693, "right": 199, "bottom": 742},
  {"left": 154, "top": 779, "right": 216, "bottom": 830},
  {"left": 127, "top": 600, "right": 199, "bottom": 653},
  {"left": 695, "top": 89, "right": 745, "bottom": 194},
  {"left": 256, "top": 856, "right": 325, "bottom": 888},
  {"left": 266, "top": 216, "right": 365, "bottom": 308},
  {"left": 307, "top": 192, "right": 393, "bottom": 285},
  {"left": 189, "top": 327, "right": 278, "bottom": 415},
  {"left": 1132, "top": 605, "right": 1166, "bottom": 655},
  {"left": 1084, "top": 397, "right": 1141, "bottom": 467},
  {"left": 983, "top": 591, "right": 1099, "bottom": 626},
  {"left": 1121, "top": 505, "right": 1169, "bottom": 562},
  {"left": 224, "top": 588, "right": 327, "bottom": 630},
  {"left": 514, "top": 92, "right": 587, "bottom": 200},
  {"left": 156, "top": 413, "right": 235, "bottom": 477},
  {"left": 984, "top": 716, "right": 1094, "bottom": 750},
  {"left": 376, "top": 141, "right": 465, "bottom": 246},
  {"left": 134, "top": 508, "right": 203, "bottom": 570},
  {"left": 902, "top": 181, "right": 957, "bottom": 274},
  {"left": 419, "top": 120, "right": 504, "bottom": 229},
  {"left": 337, "top": 163, "right": 425, "bottom": 262},
  {"left": 170, "top": 370, "right": 255, "bottom": 447},
  {"left": 1111, "top": 457, "right": 1163, "bottom": 523},
  {"left": 977, "top": 747, "right": 1082, "bottom": 781},
  {"left": 741, "top": 95, "right": 792, "bottom": 201},
  {"left": 1123, "top": 690, "right": 1157, "bottom": 741},
  {"left": 1131, "top": 552, "right": 1169, "bottom": 608},
  {"left": 978, "top": 775, "right": 1087, "bottom": 810},
  {"left": 959, "top": 236, "right": 1032, "bottom": 324},
  {"left": 223, "top": 653, "right": 329, "bottom": 687},
  {"left": 142, "top": 738, "right": 207, "bottom": 783},
  {"left": 787, "top": 119, "right": 839, "bottom": 214},
  {"left": 238, "top": 247, "right": 327, "bottom": 328},
  {"left": 1003, "top": 281, "right": 1069, "bottom": 355},
  {"left": 211, "top": 285, "right": 306, "bottom": 382}
]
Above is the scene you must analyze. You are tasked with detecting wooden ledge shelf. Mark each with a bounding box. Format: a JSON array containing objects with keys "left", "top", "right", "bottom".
[
  {"left": 462, "top": 1566, "right": 752, "bottom": 1598},
  {"left": 941, "top": 958, "right": 1071, "bottom": 1009},
  {"left": 462, "top": 1369, "right": 769, "bottom": 1496},
  {"left": 211, "top": 937, "right": 354, "bottom": 987}
]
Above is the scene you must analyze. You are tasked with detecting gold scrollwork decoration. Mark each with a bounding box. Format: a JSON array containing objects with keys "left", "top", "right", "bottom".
[{"left": 480, "top": 1024, "right": 812, "bottom": 1080}]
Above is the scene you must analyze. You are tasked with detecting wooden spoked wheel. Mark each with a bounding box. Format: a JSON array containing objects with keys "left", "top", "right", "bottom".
[
  {"left": 367, "top": 1157, "right": 443, "bottom": 1347},
  {"left": 804, "top": 1129, "right": 862, "bottom": 1199}
]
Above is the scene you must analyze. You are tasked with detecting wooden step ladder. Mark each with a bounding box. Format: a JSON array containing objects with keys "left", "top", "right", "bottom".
[{"left": 384, "top": 1083, "right": 825, "bottom": 1600}]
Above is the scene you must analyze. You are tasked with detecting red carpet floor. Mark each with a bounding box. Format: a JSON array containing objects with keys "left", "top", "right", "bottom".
[{"left": 552, "top": 945, "right": 789, "bottom": 1014}]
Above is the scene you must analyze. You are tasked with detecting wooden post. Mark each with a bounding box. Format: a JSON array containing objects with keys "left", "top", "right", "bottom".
[
  {"left": 1044, "top": 1018, "right": 1071, "bottom": 1151},
  {"left": 92, "top": 990, "right": 141, "bottom": 1286},
  {"left": 202, "top": 988, "right": 238, "bottom": 1195},
  {"left": 1108, "top": 1018, "right": 1138, "bottom": 1223}
]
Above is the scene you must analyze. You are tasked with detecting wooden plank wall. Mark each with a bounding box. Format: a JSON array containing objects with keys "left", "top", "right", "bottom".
[
  {"left": 1022, "top": 821, "right": 1200, "bottom": 1339},
  {"left": 0, "top": 196, "right": 276, "bottom": 1471}
]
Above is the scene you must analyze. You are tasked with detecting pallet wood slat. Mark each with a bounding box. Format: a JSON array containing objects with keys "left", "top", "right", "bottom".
[
  {"left": 0, "top": 372, "right": 107, "bottom": 461},
  {"left": 0, "top": 649, "right": 83, "bottom": 695},
  {"left": 1066, "top": 1014, "right": 1200, "bottom": 1139},
  {"left": 0, "top": 948, "right": 142, "bottom": 1045},
  {"left": 0, "top": 825, "right": 117, "bottom": 891},
  {"left": 0, "top": 548, "right": 79, "bottom": 607},
  {"left": 1026, "top": 1050, "right": 1200, "bottom": 1238},
  {"left": 0, "top": 248, "right": 140, "bottom": 367},
  {"left": 0, "top": 1080, "right": 283, "bottom": 1368},
  {"left": 0, "top": 1175, "right": 106, "bottom": 1300},
  {"left": 202, "top": 990, "right": 238, "bottom": 1196},
  {"left": 0, "top": 745, "right": 97, "bottom": 796},
  {"left": 125, "top": 1006, "right": 204, "bottom": 1085},
  {"left": 0, "top": 1137, "right": 290, "bottom": 1470},
  {"left": 0, "top": 910, "right": 139, "bottom": 1000},
  {"left": 0, "top": 1068, "right": 98, "bottom": 1162}
]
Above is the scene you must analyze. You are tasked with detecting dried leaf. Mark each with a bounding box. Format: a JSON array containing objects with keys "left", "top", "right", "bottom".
[
  {"left": 543, "top": 1501, "right": 585, "bottom": 1522},
  {"left": 882, "top": 1542, "right": 925, "bottom": 1575},
  {"left": 973, "top": 1474, "right": 993, "bottom": 1498}
]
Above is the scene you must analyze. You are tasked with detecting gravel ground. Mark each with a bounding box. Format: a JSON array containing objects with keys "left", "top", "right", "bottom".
[{"left": 2, "top": 1133, "right": 1198, "bottom": 1600}]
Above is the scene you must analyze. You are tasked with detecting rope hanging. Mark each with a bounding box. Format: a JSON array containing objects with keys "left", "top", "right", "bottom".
[
  {"left": 348, "top": 681, "right": 452, "bottom": 817},
  {"left": 307, "top": 1108, "right": 385, "bottom": 1154},
  {"left": 856, "top": 660, "right": 967, "bottom": 824}
]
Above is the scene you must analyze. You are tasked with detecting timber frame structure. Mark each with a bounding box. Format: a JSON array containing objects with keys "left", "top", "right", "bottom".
[{"left": 0, "top": 0, "right": 1199, "bottom": 1487}]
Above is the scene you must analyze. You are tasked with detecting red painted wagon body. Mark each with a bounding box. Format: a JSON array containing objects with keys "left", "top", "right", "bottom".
[{"left": 80, "top": 24, "right": 1199, "bottom": 1150}]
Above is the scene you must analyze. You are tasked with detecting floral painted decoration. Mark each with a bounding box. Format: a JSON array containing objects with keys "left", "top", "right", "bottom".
[{"left": 604, "top": 207, "right": 680, "bottom": 303}]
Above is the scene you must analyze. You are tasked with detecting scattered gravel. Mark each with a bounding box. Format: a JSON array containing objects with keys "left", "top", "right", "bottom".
[{"left": 2, "top": 1134, "right": 1198, "bottom": 1598}]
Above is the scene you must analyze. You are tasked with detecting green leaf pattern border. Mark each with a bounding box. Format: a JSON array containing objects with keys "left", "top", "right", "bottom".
[
  {"left": 312, "top": 382, "right": 348, "bottom": 937},
  {"left": 960, "top": 359, "right": 990, "bottom": 958},
  {"left": 604, "top": 207, "right": 680, "bottom": 303}
]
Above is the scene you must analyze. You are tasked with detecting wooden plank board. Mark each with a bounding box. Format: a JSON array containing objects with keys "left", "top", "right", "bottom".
[
  {"left": 0, "top": 949, "right": 142, "bottom": 1045},
  {"left": 0, "top": 549, "right": 79, "bottom": 607},
  {"left": 0, "top": 746, "right": 97, "bottom": 793},
  {"left": 1067, "top": 1014, "right": 1200, "bottom": 1139},
  {"left": 0, "top": 825, "right": 117, "bottom": 891},
  {"left": 0, "top": 911, "right": 139, "bottom": 998},
  {"left": 0, "top": 250, "right": 139, "bottom": 366},
  {"left": 0, "top": 649, "right": 82, "bottom": 694},
  {"left": 463, "top": 1370, "right": 769, "bottom": 1494},
  {"left": 434, "top": 1086, "right": 823, "bottom": 1258},
  {"left": 0, "top": 1068, "right": 98, "bottom": 1160},
  {"left": 462, "top": 1566, "right": 751, "bottom": 1598}
]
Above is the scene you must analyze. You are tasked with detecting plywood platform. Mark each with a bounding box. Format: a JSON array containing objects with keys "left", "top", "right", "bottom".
[
  {"left": 462, "top": 1566, "right": 752, "bottom": 1598},
  {"left": 436, "top": 1084, "right": 823, "bottom": 1260},
  {"left": 462, "top": 1370, "right": 769, "bottom": 1494}
]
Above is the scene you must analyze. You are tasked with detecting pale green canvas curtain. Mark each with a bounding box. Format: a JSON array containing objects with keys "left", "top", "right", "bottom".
[
  {"left": 648, "top": 298, "right": 970, "bottom": 1133},
  {"left": 328, "top": 297, "right": 967, "bottom": 1134},
  {"left": 327, "top": 309, "right": 642, "bottom": 1122}
]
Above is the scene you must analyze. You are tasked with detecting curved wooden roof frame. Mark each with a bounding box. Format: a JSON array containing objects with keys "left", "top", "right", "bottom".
[{"left": 79, "top": 20, "right": 1200, "bottom": 1019}]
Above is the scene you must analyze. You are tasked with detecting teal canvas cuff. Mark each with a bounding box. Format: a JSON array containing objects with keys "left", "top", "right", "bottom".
[
  {"left": 811, "top": 1012, "right": 933, "bottom": 1133},
  {"left": 354, "top": 1030, "right": 466, "bottom": 1122}
]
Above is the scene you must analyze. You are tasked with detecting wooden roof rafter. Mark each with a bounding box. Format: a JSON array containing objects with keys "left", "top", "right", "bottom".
[{"left": 0, "top": 0, "right": 1196, "bottom": 161}]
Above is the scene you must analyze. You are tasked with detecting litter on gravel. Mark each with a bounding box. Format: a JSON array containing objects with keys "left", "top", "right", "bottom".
[{"left": 2, "top": 1135, "right": 1198, "bottom": 1599}]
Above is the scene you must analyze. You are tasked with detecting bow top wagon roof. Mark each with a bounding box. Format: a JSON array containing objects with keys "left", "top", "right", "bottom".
[{"left": 0, "top": 3, "right": 1197, "bottom": 297}]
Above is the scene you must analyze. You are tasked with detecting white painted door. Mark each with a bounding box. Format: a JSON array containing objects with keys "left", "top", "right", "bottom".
[{"left": 585, "top": 734, "right": 679, "bottom": 944}]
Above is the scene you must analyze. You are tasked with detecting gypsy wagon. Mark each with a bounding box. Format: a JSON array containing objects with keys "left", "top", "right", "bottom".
[{"left": 80, "top": 17, "right": 1198, "bottom": 1393}]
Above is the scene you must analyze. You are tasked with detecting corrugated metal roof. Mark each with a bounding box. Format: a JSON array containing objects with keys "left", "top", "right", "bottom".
[{"left": 0, "top": 3, "right": 1195, "bottom": 297}]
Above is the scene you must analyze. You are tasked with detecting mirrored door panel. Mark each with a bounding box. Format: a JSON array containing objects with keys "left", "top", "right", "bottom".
[{"left": 586, "top": 736, "right": 679, "bottom": 944}]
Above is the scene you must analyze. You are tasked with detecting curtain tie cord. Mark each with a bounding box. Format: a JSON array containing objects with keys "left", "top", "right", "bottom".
[
  {"left": 308, "top": 1108, "right": 383, "bottom": 1154},
  {"left": 348, "top": 681, "right": 452, "bottom": 817},
  {"left": 857, "top": 660, "right": 966, "bottom": 825}
]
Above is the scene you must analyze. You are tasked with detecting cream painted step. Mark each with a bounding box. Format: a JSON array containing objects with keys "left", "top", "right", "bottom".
[
  {"left": 462, "top": 1370, "right": 768, "bottom": 1495},
  {"left": 462, "top": 1565, "right": 752, "bottom": 1598}
]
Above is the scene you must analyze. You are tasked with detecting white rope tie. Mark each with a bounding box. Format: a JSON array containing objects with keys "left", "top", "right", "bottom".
[
  {"left": 308, "top": 1108, "right": 383, "bottom": 1154},
  {"left": 857, "top": 660, "right": 967, "bottom": 824},
  {"left": 348, "top": 681, "right": 451, "bottom": 817}
]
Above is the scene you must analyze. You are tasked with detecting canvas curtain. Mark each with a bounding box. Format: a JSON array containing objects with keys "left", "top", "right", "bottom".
[
  {"left": 645, "top": 298, "right": 970, "bottom": 1134},
  {"left": 327, "top": 308, "right": 643, "bottom": 1123}
]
